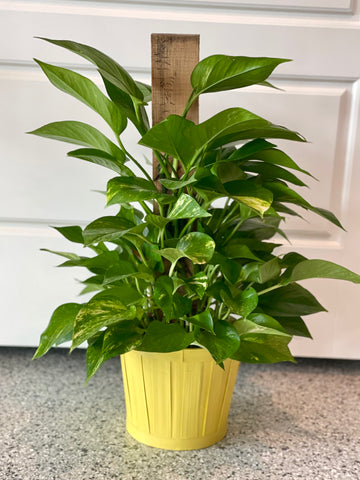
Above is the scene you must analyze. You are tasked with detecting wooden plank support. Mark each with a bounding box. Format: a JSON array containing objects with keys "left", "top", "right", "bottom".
[{"left": 151, "top": 33, "right": 200, "bottom": 189}]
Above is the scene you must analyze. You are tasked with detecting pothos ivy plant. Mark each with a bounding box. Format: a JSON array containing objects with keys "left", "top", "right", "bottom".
[{"left": 31, "top": 37, "right": 360, "bottom": 382}]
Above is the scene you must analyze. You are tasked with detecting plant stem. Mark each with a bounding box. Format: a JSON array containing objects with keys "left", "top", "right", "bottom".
[
  {"left": 182, "top": 91, "right": 198, "bottom": 118},
  {"left": 140, "top": 201, "right": 152, "bottom": 215},
  {"left": 179, "top": 217, "right": 196, "bottom": 238},
  {"left": 118, "top": 138, "right": 153, "bottom": 182},
  {"left": 153, "top": 150, "right": 172, "bottom": 179},
  {"left": 223, "top": 219, "right": 244, "bottom": 245},
  {"left": 216, "top": 202, "right": 238, "bottom": 232},
  {"left": 257, "top": 284, "right": 282, "bottom": 296}
]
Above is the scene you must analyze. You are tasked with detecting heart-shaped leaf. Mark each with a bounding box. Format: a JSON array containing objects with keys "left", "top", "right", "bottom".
[
  {"left": 187, "top": 310, "right": 214, "bottom": 333},
  {"left": 177, "top": 232, "right": 215, "bottom": 264},
  {"left": 221, "top": 287, "right": 258, "bottom": 317},
  {"left": 83, "top": 216, "right": 137, "bottom": 245},
  {"left": 107, "top": 177, "right": 159, "bottom": 205},
  {"left": 154, "top": 276, "right": 174, "bottom": 319},
  {"left": 168, "top": 193, "right": 211, "bottom": 221},
  {"left": 86, "top": 320, "right": 143, "bottom": 381},
  {"left": 247, "top": 313, "right": 287, "bottom": 333},
  {"left": 140, "top": 109, "right": 305, "bottom": 170},
  {"left": 195, "top": 320, "right": 240, "bottom": 364},
  {"left": 224, "top": 180, "right": 273, "bottom": 215},
  {"left": 231, "top": 319, "right": 294, "bottom": 363},
  {"left": 159, "top": 176, "right": 196, "bottom": 190},
  {"left": 138, "top": 321, "right": 195, "bottom": 352},
  {"left": 33, "top": 303, "right": 82, "bottom": 358},
  {"left": 241, "top": 258, "right": 281, "bottom": 284},
  {"left": 71, "top": 295, "right": 137, "bottom": 350}
]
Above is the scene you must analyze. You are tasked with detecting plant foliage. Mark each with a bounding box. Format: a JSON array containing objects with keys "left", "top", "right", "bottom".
[{"left": 31, "top": 38, "right": 360, "bottom": 382}]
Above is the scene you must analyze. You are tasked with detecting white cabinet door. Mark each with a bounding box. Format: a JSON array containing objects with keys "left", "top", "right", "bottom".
[{"left": 1, "top": 0, "right": 360, "bottom": 358}]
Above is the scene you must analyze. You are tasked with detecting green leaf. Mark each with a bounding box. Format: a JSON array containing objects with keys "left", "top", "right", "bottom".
[
  {"left": 259, "top": 283, "right": 327, "bottom": 317},
  {"left": 241, "top": 258, "right": 281, "bottom": 284},
  {"left": 184, "top": 272, "right": 208, "bottom": 299},
  {"left": 220, "top": 242, "right": 262, "bottom": 261},
  {"left": 52, "top": 225, "right": 83, "bottom": 244},
  {"left": 286, "top": 259, "right": 360, "bottom": 284},
  {"left": 195, "top": 320, "right": 240, "bottom": 364},
  {"left": 232, "top": 319, "right": 294, "bottom": 363},
  {"left": 158, "top": 248, "right": 185, "bottom": 265},
  {"left": 35, "top": 59, "right": 126, "bottom": 135},
  {"left": 139, "top": 115, "right": 201, "bottom": 169},
  {"left": 312, "top": 206, "right": 344, "bottom": 230},
  {"left": 61, "top": 251, "right": 120, "bottom": 274},
  {"left": 210, "top": 252, "right": 240, "bottom": 284},
  {"left": 228, "top": 138, "right": 275, "bottom": 161},
  {"left": 168, "top": 193, "right": 211, "bottom": 220},
  {"left": 85, "top": 331, "right": 105, "bottom": 381},
  {"left": 33, "top": 303, "right": 82, "bottom": 358},
  {"left": 104, "top": 262, "right": 153, "bottom": 284},
  {"left": 177, "top": 232, "right": 215, "bottom": 264},
  {"left": 41, "top": 248, "right": 81, "bottom": 262},
  {"left": 83, "top": 216, "right": 136, "bottom": 245},
  {"left": 191, "top": 55, "right": 290, "bottom": 95},
  {"left": 102, "top": 76, "right": 139, "bottom": 124},
  {"left": 138, "top": 321, "right": 195, "bottom": 352},
  {"left": 140, "top": 109, "right": 305, "bottom": 170},
  {"left": 247, "top": 312, "right": 287, "bottom": 333},
  {"left": 242, "top": 161, "right": 307, "bottom": 187},
  {"left": 107, "top": 177, "right": 158, "bottom": 205},
  {"left": 29, "top": 121, "right": 124, "bottom": 161},
  {"left": 145, "top": 213, "right": 169, "bottom": 230},
  {"left": 38, "top": 37, "right": 143, "bottom": 100},
  {"left": 212, "top": 162, "right": 246, "bottom": 183},
  {"left": 265, "top": 183, "right": 344, "bottom": 229},
  {"left": 159, "top": 176, "right": 196, "bottom": 190},
  {"left": 71, "top": 295, "right": 136, "bottom": 350},
  {"left": 187, "top": 310, "right": 214, "bottom": 333},
  {"left": 86, "top": 320, "right": 143, "bottom": 382},
  {"left": 172, "top": 293, "right": 192, "bottom": 318},
  {"left": 274, "top": 316, "right": 312, "bottom": 338},
  {"left": 221, "top": 287, "right": 258, "bottom": 317},
  {"left": 201, "top": 108, "right": 306, "bottom": 150},
  {"left": 224, "top": 180, "right": 273, "bottom": 215},
  {"left": 102, "top": 75, "right": 149, "bottom": 134},
  {"left": 242, "top": 148, "right": 313, "bottom": 177},
  {"left": 281, "top": 252, "right": 308, "bottom": 268},
  {"left": 154, "top": 276, "right": 174, "bottom": 319},
  {"left": 95, "top": 285, "right": 144, "bottom": 306},
  {"left": 136, "top": 81, "right": 152, "bottom": 103},
  {"left": 67, "top": 148, "right": 131, "bottom": 176}
]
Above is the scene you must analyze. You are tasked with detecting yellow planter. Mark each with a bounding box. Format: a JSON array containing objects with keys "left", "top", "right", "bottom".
[{"left": 120, "top": 348, "right": 240, "bottom": 450}]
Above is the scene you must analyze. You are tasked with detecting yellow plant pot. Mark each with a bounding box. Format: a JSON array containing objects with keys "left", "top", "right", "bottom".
[{"left": 120, "top": 348, "right": 240, "bottom": 450}]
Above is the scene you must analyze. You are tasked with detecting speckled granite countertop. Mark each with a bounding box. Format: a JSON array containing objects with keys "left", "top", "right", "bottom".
[{"left": 1, "top": 347, "right": 359, "bottom": 480}]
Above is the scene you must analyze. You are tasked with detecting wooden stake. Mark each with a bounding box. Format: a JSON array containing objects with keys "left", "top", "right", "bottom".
[{"left": 151, "top": 34, "right": 200, "bottom": 188}]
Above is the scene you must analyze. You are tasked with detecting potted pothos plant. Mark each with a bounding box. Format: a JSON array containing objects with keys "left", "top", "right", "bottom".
[{"left": 31, "top": 37, "right": 360, "bottom": 450}]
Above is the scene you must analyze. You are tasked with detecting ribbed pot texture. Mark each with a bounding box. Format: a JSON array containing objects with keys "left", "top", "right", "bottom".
[{"left": 120, "top": 349, "right": 240, "bottom": 450}]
